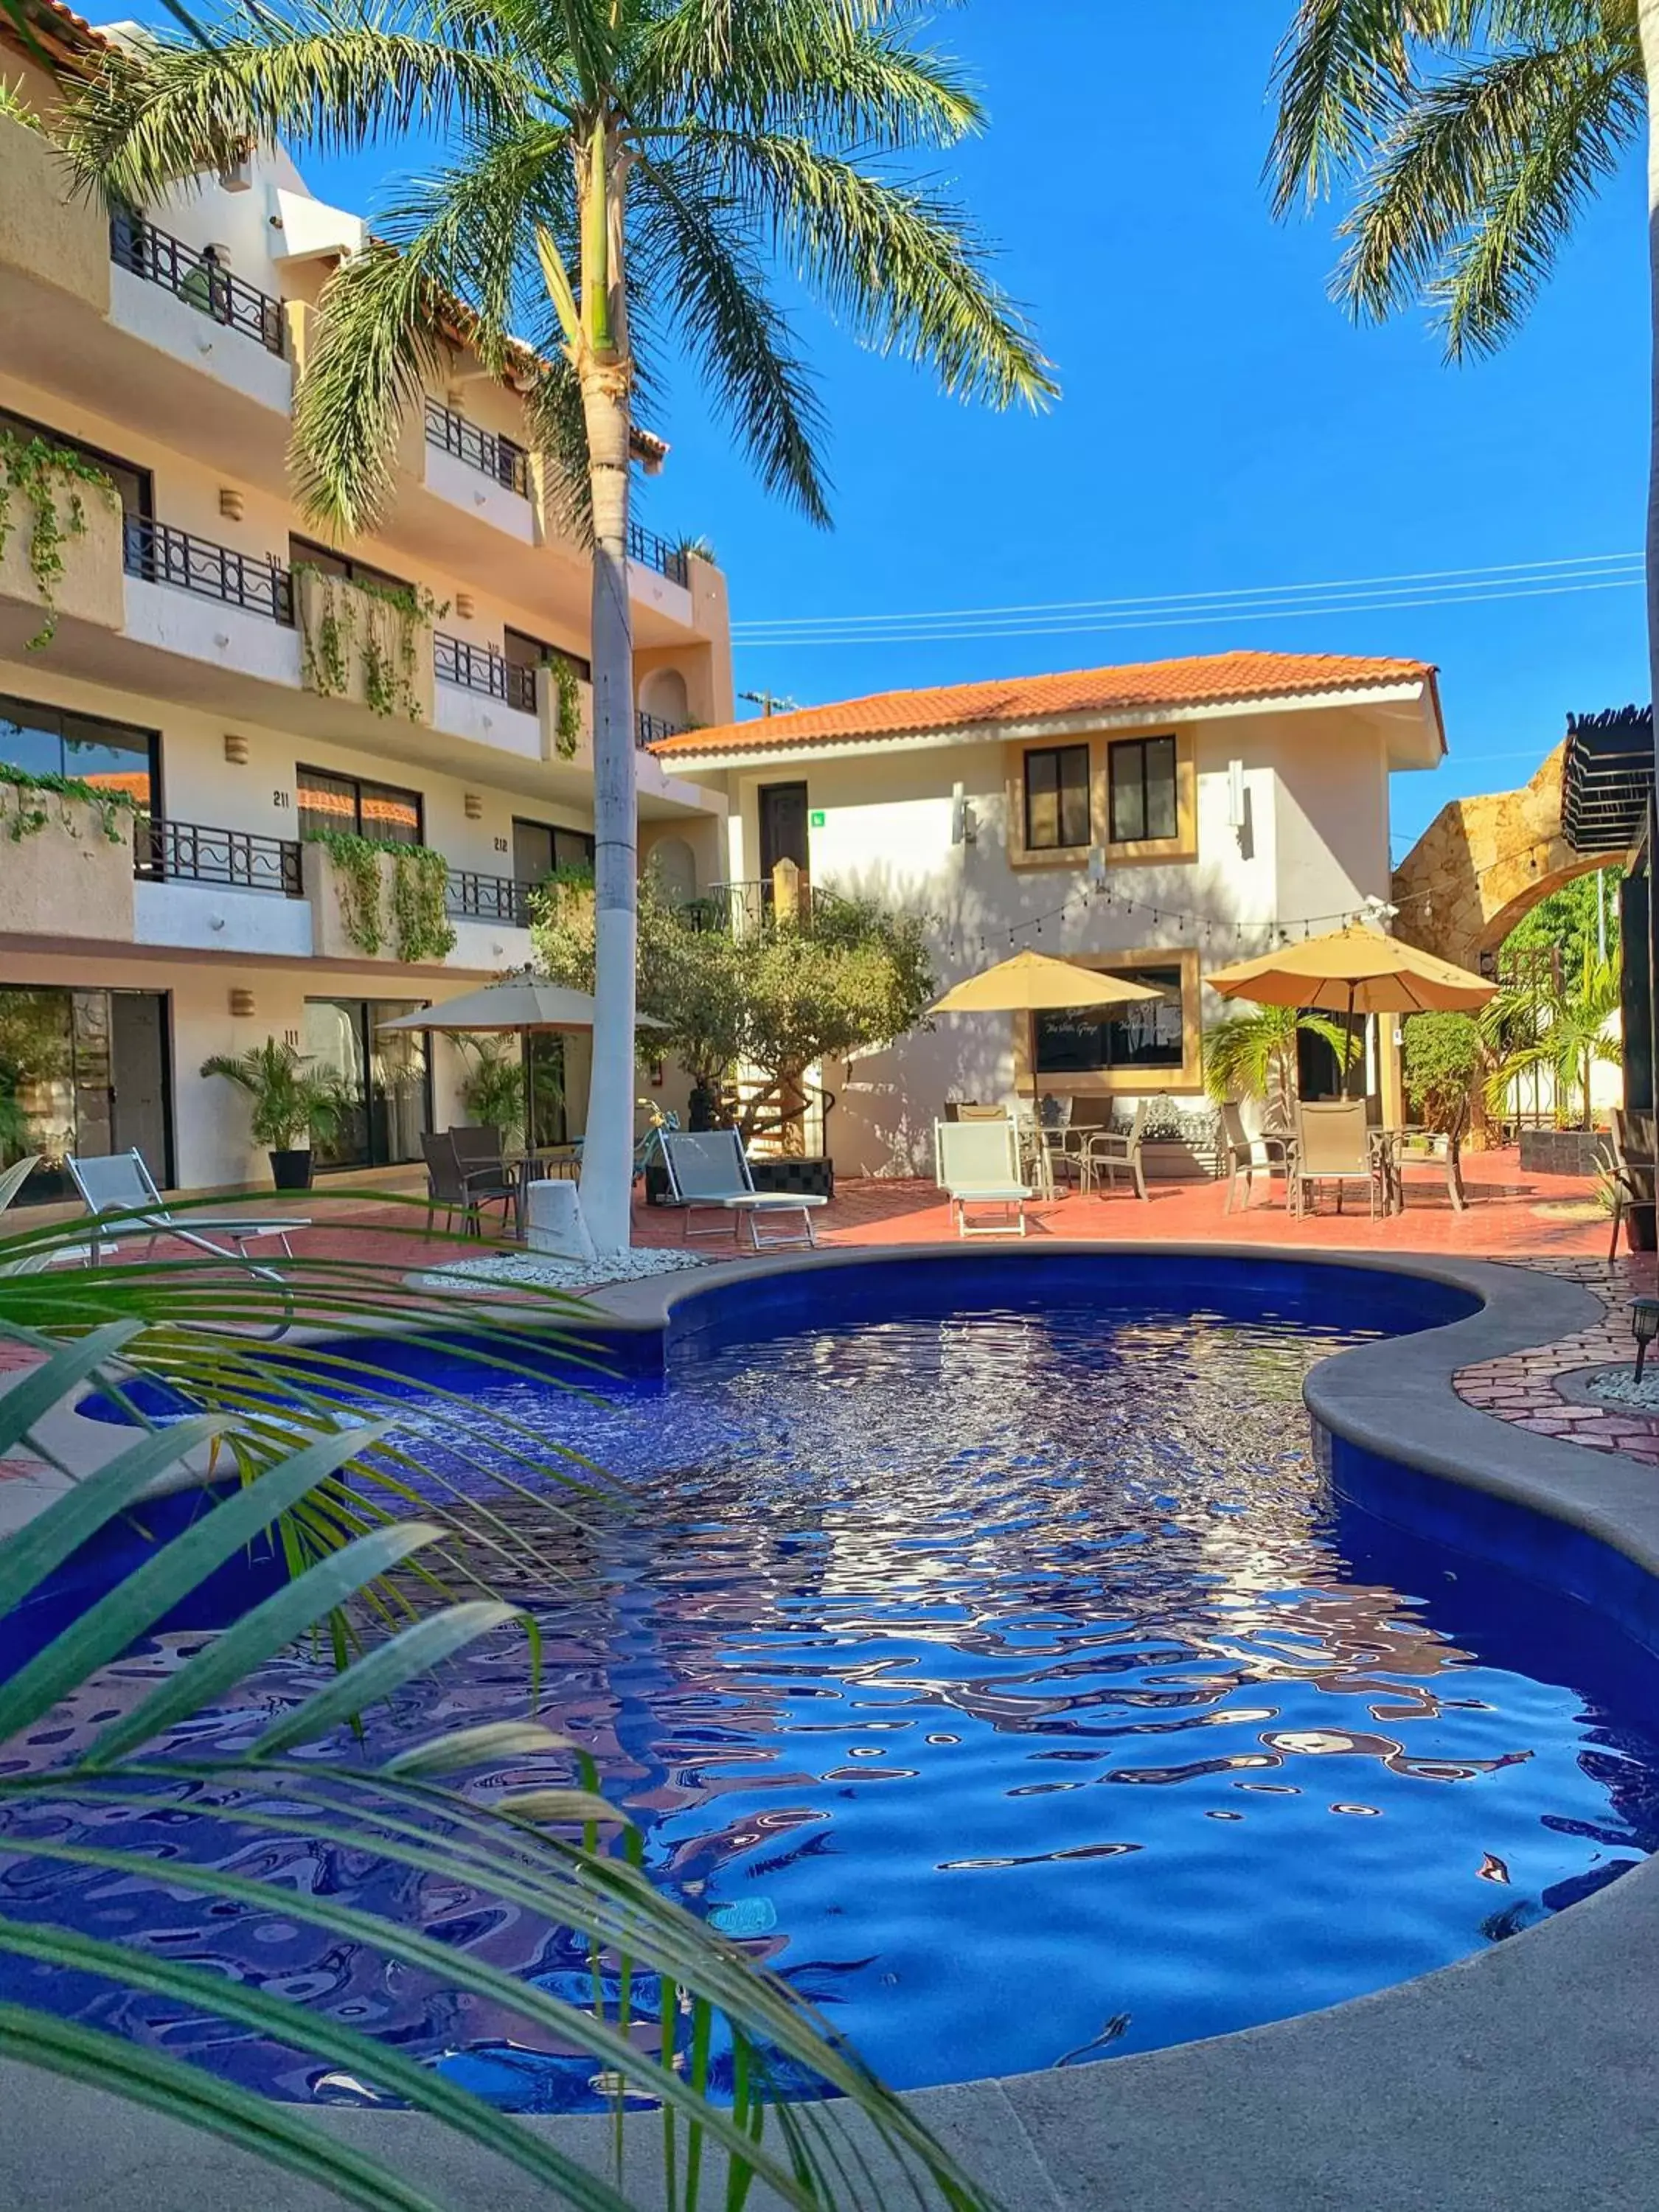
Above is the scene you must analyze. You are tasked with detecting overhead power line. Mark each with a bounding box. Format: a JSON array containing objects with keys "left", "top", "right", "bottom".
[{"left": 731, "top": 552, "right": 1644, "bottom": 649}]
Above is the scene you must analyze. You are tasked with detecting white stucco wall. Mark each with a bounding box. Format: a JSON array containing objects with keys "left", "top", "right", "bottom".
[{"left": 711, "top": 702, "right": 1405, "bottom": 1175}]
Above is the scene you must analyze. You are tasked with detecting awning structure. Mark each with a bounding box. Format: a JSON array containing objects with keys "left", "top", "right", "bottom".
[{"left": 1562, "top": 706, "right": 1653, "bottom": 855}]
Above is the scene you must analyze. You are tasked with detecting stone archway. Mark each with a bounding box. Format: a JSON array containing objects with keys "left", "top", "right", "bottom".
[{"left": 1391, "top": 741, "right": 1623, "bottom": 971}]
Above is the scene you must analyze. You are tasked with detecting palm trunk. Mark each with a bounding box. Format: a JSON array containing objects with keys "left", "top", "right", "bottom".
[{"left": 575, "top": 358, "right": 637, "bottom": 1258}]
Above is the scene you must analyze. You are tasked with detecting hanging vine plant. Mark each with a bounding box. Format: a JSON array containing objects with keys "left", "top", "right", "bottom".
[
  {"left": 0, "top": 762, "right": 142, "bottom": 844},
  {"left": 0, "top": 428, "right": 119, "bottom": 651},
  {"left": 294, "top": 564, "right": 446, "bottom": 721},
  {"left": 305, "top": 830, "right": 456, "bottom": 962},
  {"left": 550, "top": 654, "right": 582, "bottom": 759}
]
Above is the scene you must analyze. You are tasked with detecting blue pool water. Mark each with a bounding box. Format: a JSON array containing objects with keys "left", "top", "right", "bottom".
[{"left": 4, "top": 1267, "right": 1659, "bottom": 2106}]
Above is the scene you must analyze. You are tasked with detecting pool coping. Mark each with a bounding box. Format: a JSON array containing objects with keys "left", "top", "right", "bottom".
[{"left": 9, "top": 1239, "right": 1659, "bottom": 2211}]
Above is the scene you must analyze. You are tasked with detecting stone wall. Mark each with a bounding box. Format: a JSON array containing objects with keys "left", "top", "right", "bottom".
[{"left": 1391, "top": 742, "right": 1619, "bottom": 970}]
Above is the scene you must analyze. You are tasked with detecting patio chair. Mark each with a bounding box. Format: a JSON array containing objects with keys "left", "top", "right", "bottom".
[
  {"left": 1606, "top": 1107, "right": 1656, "bottom": 1264},
  {"left": 421, "top": 1132, "right": 515, "bottom": 1239},
  {"left": 1218, "top": 1102, "right": 1291, "bottom": 1214},
  {"left": 935, "top": 1117, "right": 1033, "bottom": 1238},
  {"left": 1081, "top": 1099, "right": 1150, "bottom": 1200},
  {"left": 448, "top": 1124, "right": 521, "bottom": 1236},
  {"left": 69, "top": 1150, "right": 309, "bottom": 1267},
  {"left": 1288, "top": 1102, "right": 1383, "bottom": 1220},
  {"left": 660, "top": 1128, "right": 826, "bottom": 1251}
]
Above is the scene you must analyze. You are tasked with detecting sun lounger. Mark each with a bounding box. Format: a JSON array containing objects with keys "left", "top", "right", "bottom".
[
  {"left": 935, "top": 1118, "right": 1032, "bottom": 1237},
  {"left": 69, "top": 1150, "right": 308, "bottom": 1267},
  {"left": 660, "top": 1129, "right": 825, "bottom": 1251}
]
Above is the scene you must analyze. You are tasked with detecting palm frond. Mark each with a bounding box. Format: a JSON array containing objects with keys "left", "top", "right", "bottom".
[
  {"left": 639, "top": 0, "right": 983, "bottom": 149},
  {"left": 633, "top": 150, "right": 830, "bottom": 521},
  {"left": 1265, "top": 0, "right": 1422, "bottom": 213},
  {"left": 0, "top": 1262, "right": 997, "bottom": 2209},
  {"left": 60, "top": 5, "right": 534, "bottom": 211},
  {"left": 1333, "top": 32, "right": 1641, "bottom": 355},
  {"left": 712, "top": 129, "right": 1055, "bottom": 409}
]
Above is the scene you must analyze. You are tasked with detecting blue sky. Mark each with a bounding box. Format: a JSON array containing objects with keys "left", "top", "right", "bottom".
[{"left": 128, "top": 0, "right": 1651, "bottom": 852}]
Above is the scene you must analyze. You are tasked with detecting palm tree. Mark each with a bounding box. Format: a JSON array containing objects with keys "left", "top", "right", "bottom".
[
  {"left": 1484, "top": 947, "right": 1624, "bottom": 1127},
  {"left": 1203, "top": 1001, "right": 1354, "bottom": 1126},
  {"left": 65, "top": 0, "right": 1054, "bottom": 1257},
  {"left": 1266, "top": 0, "right": 1658, "bottom": 873}
]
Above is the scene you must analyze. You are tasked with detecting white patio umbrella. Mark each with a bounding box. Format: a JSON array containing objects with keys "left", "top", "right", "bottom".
[{"left": 379, "top": 978, "right": 664, "bottom": 1149}]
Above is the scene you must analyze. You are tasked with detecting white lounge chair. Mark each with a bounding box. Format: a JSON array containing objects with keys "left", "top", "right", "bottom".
[
  {"left": 69, "top": 1150, "right": 310, "bottom": 1267},
  {"left": 936, "top": 1118, "right": 1033, "bottom": 1238},
  {"left": 660, "top": 1129, "right": 826, "bottom": 1252}
]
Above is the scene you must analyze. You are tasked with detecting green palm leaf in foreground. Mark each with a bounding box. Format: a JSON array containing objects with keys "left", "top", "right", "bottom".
[
  {"left": 60, "top": 0, "right": 1055, "bottom": 1262},
  {"left": 0, "top": 1200, "right": 992, "bottom": 2210}
]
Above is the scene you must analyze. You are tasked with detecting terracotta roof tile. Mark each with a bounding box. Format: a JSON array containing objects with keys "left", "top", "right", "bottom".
[{"left": 654, "top": 650, "right": 1439, "bottom": 757}]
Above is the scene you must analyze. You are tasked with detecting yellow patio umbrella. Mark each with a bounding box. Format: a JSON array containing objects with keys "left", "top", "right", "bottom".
[
  {"left": 930, "top": 948, "right": 1163, "bottom": 1107},
  {"left": 1205, "top": 922, "right": 1495, "bottom": 1099}
]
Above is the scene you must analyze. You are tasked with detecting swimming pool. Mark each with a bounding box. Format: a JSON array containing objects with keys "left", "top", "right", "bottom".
[{"left": 4, "top": 1256, "right": 1658, "bottom": 2110}]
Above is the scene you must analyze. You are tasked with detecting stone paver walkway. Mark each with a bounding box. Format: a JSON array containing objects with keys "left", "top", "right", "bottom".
[{"left": 1453, "top": 1251, "right": 1659, "bottom": 1467}]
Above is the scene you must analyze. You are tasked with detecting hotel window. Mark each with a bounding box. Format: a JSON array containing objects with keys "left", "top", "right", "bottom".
[
  {"left": 297, "top": 765, "right": 423, "bottom": 846},
  {"left": 1108, "top": 735, "right": 1178, "bottom": 844},
  {"left": 1034, "top": 964, "right": 1186, "bottom": 1074},
  {"left": 288, "top": 537, "right": 410, "bottom": 595},
  {"left": 0, "top": 695, "right": 159, "bottom": 817},
  {"left": 0, "top": 408, "right": 150, "bottom": 524},
  {"left": 1023, "top": 742, "right": 1091, "bottom": 851},
  {"left": 302, "top": 998, "right": 431, "bottom": 1172}
]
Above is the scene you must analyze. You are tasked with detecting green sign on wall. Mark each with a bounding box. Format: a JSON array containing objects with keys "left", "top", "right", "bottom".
[{"left": 809, "top": 809, "right": 827, "bottom": 829}]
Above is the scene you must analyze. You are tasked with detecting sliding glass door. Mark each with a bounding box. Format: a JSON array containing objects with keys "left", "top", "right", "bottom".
[
  {"left": 303, "top": 998, "right": 431, "bottom": 1172},
  {"left": 0, "top": 987, "right": 172, "bottom": 1203}
]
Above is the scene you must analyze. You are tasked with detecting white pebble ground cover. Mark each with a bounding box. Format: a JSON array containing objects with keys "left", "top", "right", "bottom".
[{"left": 410, "top": 1247, "right": 709, "bottom": 1295}]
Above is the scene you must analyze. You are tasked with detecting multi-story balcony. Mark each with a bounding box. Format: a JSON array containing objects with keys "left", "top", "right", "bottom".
[
  {"left": 110, "top": 215, "right": 286, "bottom": 358},
  {"left": 445, "top": 867, "right": 538, "bottom": 929},
  {"left": 434, "top": 630, "right": 538, "bottom": 714},
  {"left": 139, "top": 815, "right": 305, "bottom": 897}
]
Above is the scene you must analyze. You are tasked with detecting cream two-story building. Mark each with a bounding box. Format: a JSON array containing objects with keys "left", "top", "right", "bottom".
[
  {"left": 0, "top": 3, "right": 729, "bottom": 1202},
  {"left": 653, "top": 653, "right": 1447, "bottom": 1175}
]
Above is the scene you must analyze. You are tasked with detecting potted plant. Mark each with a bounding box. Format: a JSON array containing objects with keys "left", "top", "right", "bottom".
[{"left": 200, "top": 1037, "right": 352, "bottom": 1190}]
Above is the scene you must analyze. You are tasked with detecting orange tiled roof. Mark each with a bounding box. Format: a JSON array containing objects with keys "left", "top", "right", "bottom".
[{"left": 654, "top": 650, "right": 1439, "bottom": 757}]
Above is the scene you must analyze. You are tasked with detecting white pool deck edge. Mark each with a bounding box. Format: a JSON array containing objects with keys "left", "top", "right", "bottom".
[{"left": 6, "top": 1242, "right": 1659, "bottom": 2211}]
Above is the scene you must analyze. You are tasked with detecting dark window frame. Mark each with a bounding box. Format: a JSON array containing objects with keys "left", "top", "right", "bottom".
[
  {"left": 0, "top": 692, "right": 162, "bottom": 821},
  {"left": 0, "top": 406, "right": 152, "bottom": 523},
  {"left": 302, "top": 995, "right": 434, "bottom": 1173},
  {"left": 288, "top": 535, "right": 411, "bottom": 596},
  {"left": 1033, "top": 961, "right": 1188, "bottom": 1077},
  {"left": 504, "top": 627, "right": 591, "bottom": 685},
  {"left": 296, "top": 763, "right": 425, "bottom": 846},
  {"left": 1023, "top": 742, "right": 1092, "bottom": 852},
  {"left": 1107, "top": 734, "right": 1180, "bottom": 846}
]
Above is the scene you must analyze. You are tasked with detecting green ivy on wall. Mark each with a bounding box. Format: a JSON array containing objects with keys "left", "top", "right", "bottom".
[
  {"left": 0, "top": 762, "right": 142, "bottom": 844},
  {"left": 294, "top": 565, "right": 448, "bottom": 721},
  {"left": 551, "top": 655, "right": 582, "bottom": 759},
  {"left": 0, "top": 428, "right": 119, "bottom": 651},
  {"left": 305, "top": 830, "right": 457, "bottom": 963}
]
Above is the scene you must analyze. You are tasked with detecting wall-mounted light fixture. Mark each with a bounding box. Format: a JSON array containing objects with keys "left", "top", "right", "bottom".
[
  {"left": 950, "top": 782, "right": 978, "bottom": 847},
  {"left": 453, "top": 591, "right": 476, "bottom": 621},
  {"left": 464, "top": 793, "right": 483, "bottom": 821},
  {"left": 218, "top": 486, "right": 244, "bottom": 523},
  {"left": 223, "top": 733, "right": 250, "bottom": 765},
  {"left": 229, "top": 988, "right": 256, "bottom": 1018}
]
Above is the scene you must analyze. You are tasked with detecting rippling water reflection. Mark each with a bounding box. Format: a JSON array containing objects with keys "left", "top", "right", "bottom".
[{"left": 4, "top": 1300, "right": 1659, "bottom": 2106}]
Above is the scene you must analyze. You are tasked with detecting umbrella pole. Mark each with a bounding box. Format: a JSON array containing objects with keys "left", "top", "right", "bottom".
[{"left": 1344, "top": 982, "right": 1360, "bottom": 1102}]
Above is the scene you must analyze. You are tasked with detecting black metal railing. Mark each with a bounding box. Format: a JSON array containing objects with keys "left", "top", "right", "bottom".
[
  {"left": 445, "top": 869, "right": 536, "bottom": 927},
  {"left": 137, "top": 816, "right": 304, "bottom": 897},
  {"left": 110, "top": 213, "right": 285, "bottom": 357},
  {"left": 682, "top": 879, "right": 838, "bottom": 933},
  {"left": 434, "top": 632, "right": 538, "bottom": 712},
  {"left": 636, "top": 709, "right": 688, "bottom": 749},
  {"left": 627, "top": 520, "right": 690, "bottom": 587},
  {"left": 424, "top": 400, "right": 530, "bottom": 496},
  {"left": 122, "top": 515, "right": 295, "bottom": 623}
]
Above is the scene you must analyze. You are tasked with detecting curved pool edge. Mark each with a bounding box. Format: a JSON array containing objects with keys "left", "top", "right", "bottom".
[{"left": 13, "top": 1239, "right": 1659, "bottom": 2212}]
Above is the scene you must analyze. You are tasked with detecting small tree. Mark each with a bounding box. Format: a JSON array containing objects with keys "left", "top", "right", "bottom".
[
  {"left": 534, "top": 874, "right": 935, "bottom": 1146},
  {"left": 1402, "top": 1012, "right": 1486, "bottom": 1146}
]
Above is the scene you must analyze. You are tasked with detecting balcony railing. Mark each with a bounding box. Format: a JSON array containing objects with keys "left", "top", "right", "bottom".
[
  {"left": 682, "top": 879, "right": 835, "bottom": 933},
  {"left": 627, "top": 521, "right": 689, "bottom": 587},
  {"left": 123, "top": 515, "right": 294, "bottom": 624},
  {"left": 636, "top": 709, "right": 688, "bottom": 749},
  {"left": 445, "top": 869, "right": 535, "bottom": 928},
  {"left": 425, "top": 400, "right": 529, "bottom": 496},
  {"left": 110, "top": 212, "right": 285, "bottom": 357},
  {"left": 137, "top": 816, "right": 304, "bottom": 897},
  {"left": 434, "top": 632, "right": 537, "bottom": 712}
]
